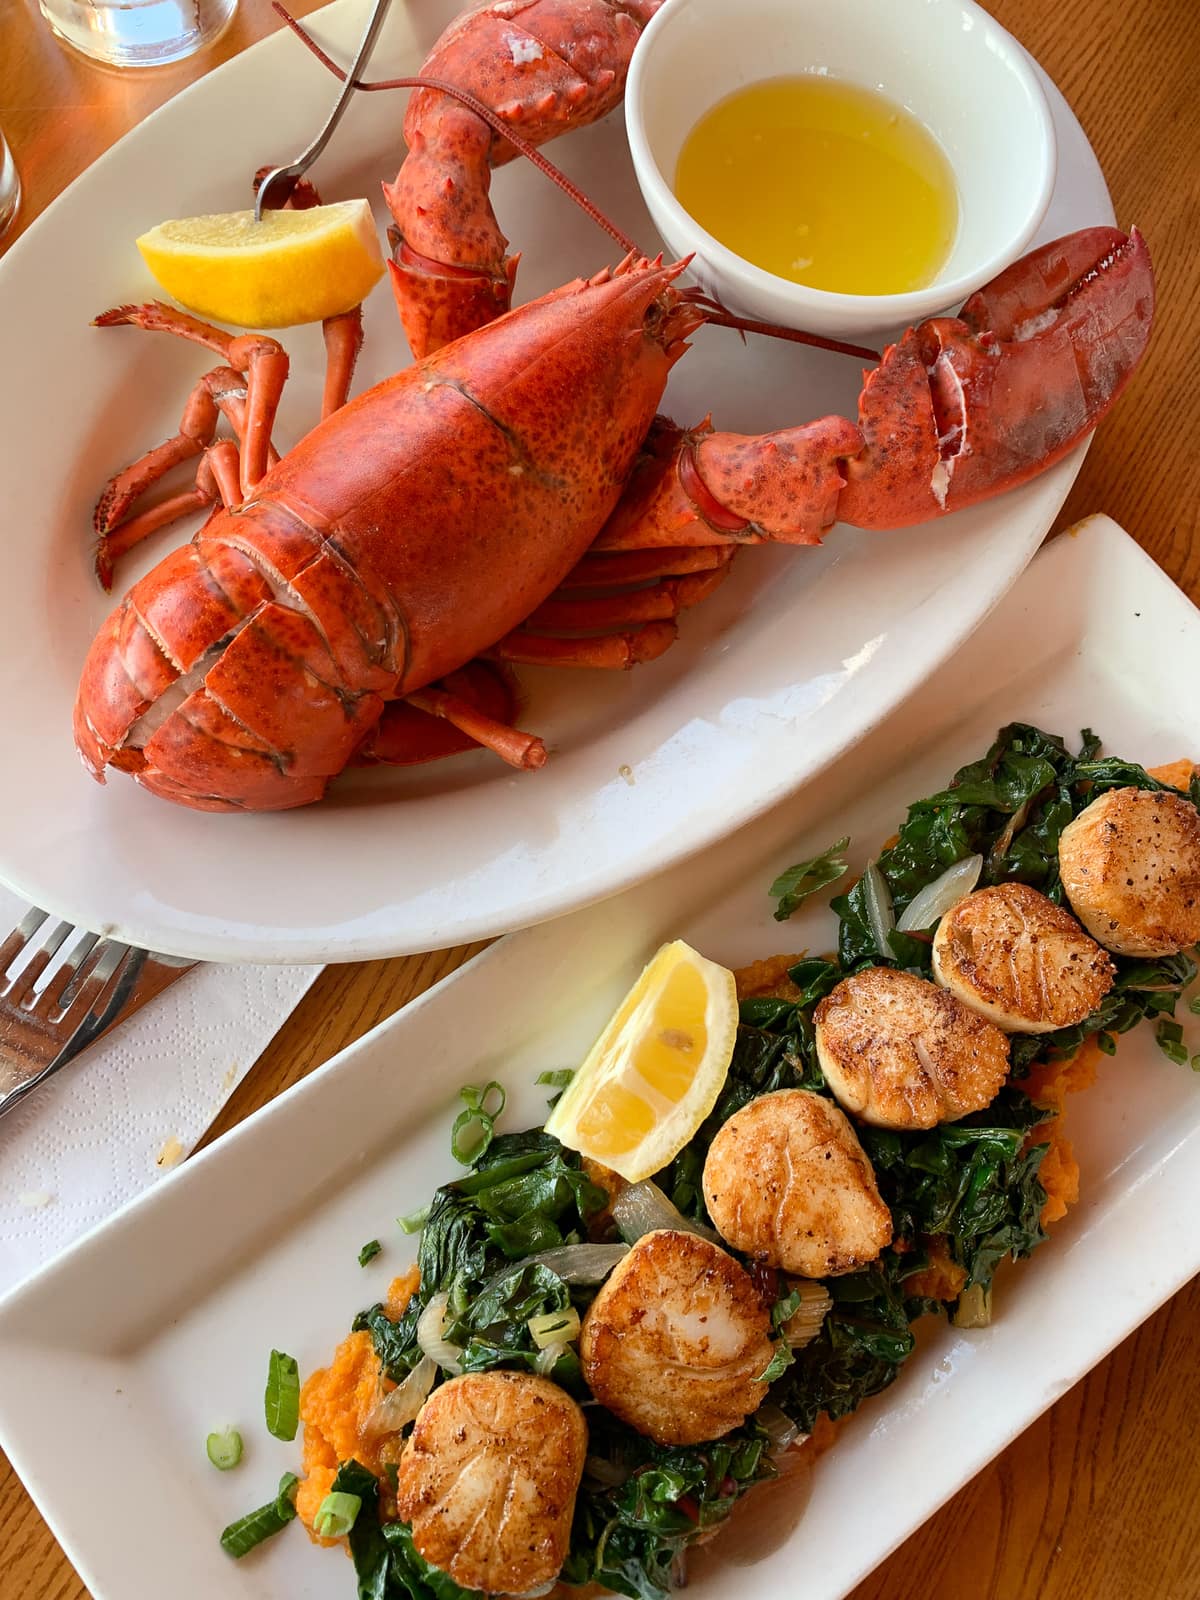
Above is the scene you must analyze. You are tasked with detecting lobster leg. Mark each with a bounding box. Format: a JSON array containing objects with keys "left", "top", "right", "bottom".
[
  {"left": 93, "top": 366, "right": 262, "bottom": 588},
  {"left": 93, "top": 304, "right": 290, "bottom": 496},
  {"left": 352, "top": 662, "right": 545, "bottom": 770},
  {"left": 525, "top": 565, "right": 731, "bottom": 631},
  {"left": 487, "top": 541, "right": 733, "bottom": 671},
  {"left": 559, "top": 545, "right": 736, "bottom": 588},
  {"left": 321, "top": 307, "right": 365, "bottom": 419},
  {"left": 490, "top": 621, "right": 678, "bottom": 669}
]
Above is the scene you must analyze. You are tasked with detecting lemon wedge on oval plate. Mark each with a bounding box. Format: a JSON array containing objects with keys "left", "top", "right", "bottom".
[
  {"left": 545, "top": 940, "right": 738, "bottom": 1183},
  {"left": 136, "top": 198, "right": 385, "bottom": 329}
]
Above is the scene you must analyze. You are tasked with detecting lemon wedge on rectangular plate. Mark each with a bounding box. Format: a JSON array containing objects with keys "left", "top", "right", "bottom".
[
  {"left": 136, "top": 198, "right": 385, "bottom": 329},
  {"left": 545, "top": 940, "right": 738, "bottom": 1182}
]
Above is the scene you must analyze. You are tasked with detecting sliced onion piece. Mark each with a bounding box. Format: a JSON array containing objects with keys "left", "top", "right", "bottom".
[
  {"left": 863, "top": 860, "right": 896, "bottom": 957},
  {"left": 362, "top": 1354, "right": 436, "bottom": 1438},
  {"left": 416, "top": 1291, "right": 464, "bottom": 1374},
  {"left": 611, "top": 1179, "right": 722, "bottom": 1246},
  {"left": 521, "top": 1243, "right": 630, "bottom": 1284},
  {"left": 896, "top": 854, "right": 984, "bottom": 932},
  {"left": 782, "top": 1280, "right": 832, "bottom": 1349},
  {"left": 756, "top": 1402, "right": 805, "bottom": 1458},
  {"left": 533, "top": 1340, "right": 571, "bottom": 1377},
  {"left": 584, "top": 1454, "right": 631, "bottom": 1488}
]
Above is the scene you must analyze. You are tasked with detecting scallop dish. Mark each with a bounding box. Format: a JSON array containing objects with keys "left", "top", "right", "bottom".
[{"left": 216, "top": 724, "right": 1200, "bottom": 1599}]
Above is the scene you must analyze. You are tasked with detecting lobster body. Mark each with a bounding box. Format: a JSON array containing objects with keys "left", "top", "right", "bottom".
[{"left": 75, "top": 257, "right": 695, "bottom": 811}]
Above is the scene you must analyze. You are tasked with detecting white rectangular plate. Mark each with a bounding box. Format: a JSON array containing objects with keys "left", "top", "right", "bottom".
[{"left": 1, "top": 515, "right": 1197, "bottom": 1600}]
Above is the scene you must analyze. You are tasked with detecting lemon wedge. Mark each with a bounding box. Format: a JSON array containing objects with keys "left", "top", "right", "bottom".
[
  {"left": 136, "top": 199, "right": 385, "bottom": 329},
  {"left": 545, "top": 940, "right": 738, "bottom": 1182}
]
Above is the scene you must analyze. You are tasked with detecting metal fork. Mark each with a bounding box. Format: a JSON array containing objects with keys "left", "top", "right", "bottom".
[
  {"left": 254, "top": 0, "right": 394, "bottom": 218},
  {"left": 0, "top": 907, "right": 196, "bottom": 1121}
]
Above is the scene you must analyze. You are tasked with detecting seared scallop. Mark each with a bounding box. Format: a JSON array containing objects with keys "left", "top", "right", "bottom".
[
  {"left": 932, "top": 882, "right": 1115, "bottom": 1033},
  {"left": 396, "top": 1370, "right": 587, "bottom": 1594},
  {"left": 579, "top": 1229, "right": 775, "bottom": 1445},
  {"left": 813, "top": 966, "right": 1011, "bottom": 1129},
  {"left": 702, "top": 1089, "right": 892, "bottom": 1277},
  {"left": 1058, "top": 786, "right": 1200, "bottom": 956}
]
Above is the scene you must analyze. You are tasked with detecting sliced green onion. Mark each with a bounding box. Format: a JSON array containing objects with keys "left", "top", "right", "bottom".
[
  {"left": 536, "top": 1069, "right": 574, "bottom": 1090},
  {"left": 313, "top": 1490, "right": 362, "bottom": 1539},
  {"left": 264, "top": 1349, "right": 300, "bottom": 1441},
  {"left": 450, "top": 1106, "right": 495, "bottom": 1165},
  {"left": 1156, "top": 1019, "right": 1188, "bottom": 1065},
  {"left": 219, "top": 1472, "right": 299, "bottom": 1558},
  {"left": 397, "top": 1203, "right": 431, "bottom": 1234},
  {"left": 952, "top": 1283, "right": 993, "bottom": 1328},
  {"left": 1189, "top": 992, "right": 1200, "bottom": 1015},
  {"left": 528, "top": 1305, "right": 581, "bottom": 1349},
  {"left": 206, "top": 1426, "right": 243, "bottom": 1471},
  {"left": 458, "top": 1080, "right": 506, "bottom": 1118},
  {"left": 450, "top": 1082, "right": 506, "bottom": 1164},
  {"left": 358, "top": 1238, "right": 382, "bottom": 1267}
]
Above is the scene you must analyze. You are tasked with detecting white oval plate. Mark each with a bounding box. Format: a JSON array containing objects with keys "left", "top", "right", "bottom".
[{"left": 0, "top": 0, "right": 1113, "bottom": 962}]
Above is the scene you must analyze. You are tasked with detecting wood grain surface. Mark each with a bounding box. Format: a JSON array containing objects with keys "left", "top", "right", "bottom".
[{"left": 1, "top": 0, "right": 1198, "bottom": 1594}]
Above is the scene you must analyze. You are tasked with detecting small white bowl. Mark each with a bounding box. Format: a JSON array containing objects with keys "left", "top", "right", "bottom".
[{"left": 626, "top": 0, "right": 1057, "bottom": 340}]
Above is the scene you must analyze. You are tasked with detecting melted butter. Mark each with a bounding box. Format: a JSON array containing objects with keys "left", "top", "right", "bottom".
[{"left": 674, "top": 75, "right": 959, "bottom": 296}]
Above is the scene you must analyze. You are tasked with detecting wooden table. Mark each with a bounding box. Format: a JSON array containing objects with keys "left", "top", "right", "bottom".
[{"left": 2, "top": 0, "right": 1198, "bottom": 1593}]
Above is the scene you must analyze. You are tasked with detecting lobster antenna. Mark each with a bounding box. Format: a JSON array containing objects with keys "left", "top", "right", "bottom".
[
  {"left": 680, "top": 291, "right": 879, "bottom": 362},
  {"left": 269, "top": 3, "right": 878, "bottom": 361}
]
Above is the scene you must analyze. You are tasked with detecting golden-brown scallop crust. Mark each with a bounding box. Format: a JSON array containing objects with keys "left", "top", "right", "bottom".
[
  {"left": 579, "top": 1229, "right": 775, "bottom": 1446},
  {"left": 931, "top": 882, "right": 1115, "bottom": 1033},
  {"left": 396, "top": 1370, "right": 587, "bottom": 1594},
  {"left": 1058, "top": 786, "right": 1200, "bottom": 956},
  {"left": 702, "top": 1088, "right": 893, "bottom": 1277},
  {"left": 813, "top": 965, "right": 1011, "bottom": 1128}
]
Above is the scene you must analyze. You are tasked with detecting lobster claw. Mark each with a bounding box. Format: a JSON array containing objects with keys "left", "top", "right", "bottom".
[
  {"left": 838, "top": 227, "right": 1155, "bottom": 528},
  {"left": 386, "top": 230, "right": 520, "bottom": 359}
]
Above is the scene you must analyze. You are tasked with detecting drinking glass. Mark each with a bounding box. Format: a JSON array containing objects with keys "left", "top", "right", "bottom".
[
  {"left": 38, "top": 0, "right": 237, "bottom": 68},
  {"left": 0, "top": 130, "right": 19, "bottom": 243}
]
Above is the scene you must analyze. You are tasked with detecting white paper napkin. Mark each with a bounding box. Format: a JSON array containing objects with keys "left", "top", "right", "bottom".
[{"left": 0, "top": 885, "right": 321, "bottom": 1297}]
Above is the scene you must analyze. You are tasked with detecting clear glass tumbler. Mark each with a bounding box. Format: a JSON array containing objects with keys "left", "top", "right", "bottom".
[
  {"left": 0, "top": 130, "right": 19, "bottom": 243},
  {"left": 38, "top": 0, "right": 237, "bottom": 68}
]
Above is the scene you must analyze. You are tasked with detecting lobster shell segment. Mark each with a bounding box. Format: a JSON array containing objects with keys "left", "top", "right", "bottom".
[
  {"left": 838, "top": 227, "right": 1155, "bottom": 528},
  {"left": 384, "top": 0, "right": 661, "bottom": 357},
  {"left": 76, "top": 255, "right": 694, "bottom": 811}
]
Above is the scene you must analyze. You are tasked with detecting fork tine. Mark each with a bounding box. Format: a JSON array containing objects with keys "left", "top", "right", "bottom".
[
  {"left": 52, "top": 939, "right": 133, "bottom": 1029},
  {"left": 33, "top": 929, "right": 99, "bottom": 1013},
  {"left": 0, "top": 905, "right": 50, "bottom": 978},
  {"left": 5, "top": 919, "right": 77, "bottom": 1007}
]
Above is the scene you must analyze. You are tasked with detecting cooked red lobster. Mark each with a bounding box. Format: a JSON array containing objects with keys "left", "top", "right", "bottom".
[{"left": 77, "top": 222, "right": 1154, "bottom": 811}]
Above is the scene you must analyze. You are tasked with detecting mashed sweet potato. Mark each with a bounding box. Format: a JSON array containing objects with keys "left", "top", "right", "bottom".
[{"left": 296, "top": 1267, "right": 420, "bottom": 1541}]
